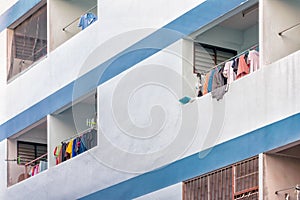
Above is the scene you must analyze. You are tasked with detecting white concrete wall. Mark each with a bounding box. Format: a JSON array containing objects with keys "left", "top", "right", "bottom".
[
  {"left": 0, "top": 1, "right": 204, "bottom": 198},
  {"left": 186, "top": 49, "right": 300, "bottom": 156},
  {"left": 0, "top": 29, "right": 8, "bottom": 125},
  {"left": 0, "top": 140, "right": 7, "bottom": 200},
  {"left": 182, "top": 39, "right": 198, "bottom": 97},
  {"left": 0, "top": 0, "right": 203, "bottom": 125},
  {"left": 6, "top": 139, "right": 18, "bottom": 187},
  {"left": 48, "top": 110, "right": 76, "bottom": 167},
  {"left": 1, "top": 37, "right": 300, "bottom": 200},
  {"left": 134, "top": 183, "right": 182, "bottom": 200},
  {"left": 263, "top": 154, "right": 300, "bottom": 200},
  {"left": 96, "top": 40, "right": 186, "bottom": 172},
  {"left": 1, "top": 37, "right": 186, "bottom": 199},
  {"left": 262, "top": 0, "right": 300, "bottom": 64},
  {"left": 0, "top": 38, "right": 187, "bottom": 200},
  {"left": 2, "top": 0, "right": 300, "bottom": 199}
]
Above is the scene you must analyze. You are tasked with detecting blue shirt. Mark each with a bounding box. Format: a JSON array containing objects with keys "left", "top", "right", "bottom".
[
  {"left": 208, "top": 68, "right": 216, "bottom": 92},
  {"left": 78, "top": 12, "right": 98, "bottom": 30}
]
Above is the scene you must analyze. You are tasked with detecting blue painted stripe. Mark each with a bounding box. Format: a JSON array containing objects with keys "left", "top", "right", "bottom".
[
  {"left": 0, "top": 0, "right": 250, "bottom": 141},
  {"left": 0, "top": 0, "right": 42, "bottom": 32},
  {"left": 80, "top": 112, "right": 300, "bottom": 200},
  {"left": 0, "top": 82, "right": 74, "bottom": 140}
]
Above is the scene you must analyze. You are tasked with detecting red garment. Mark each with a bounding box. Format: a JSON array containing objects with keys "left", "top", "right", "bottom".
[{"left": 237, "top": 54, "right": 249, "bottom": 79}]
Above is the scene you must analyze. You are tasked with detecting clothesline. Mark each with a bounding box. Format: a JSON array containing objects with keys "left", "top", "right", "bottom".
[
  {"left": 61, "top": 127, "right": 96, "bottom": 143},
  {"left": 202, "top": 44, "right": 259, "bottom": 74},
  {"left": 62, "top": 5, "right": 97, "bottom": 31},
  {"left": 198, "top": 43, "right": 260, "bottom": 100}
]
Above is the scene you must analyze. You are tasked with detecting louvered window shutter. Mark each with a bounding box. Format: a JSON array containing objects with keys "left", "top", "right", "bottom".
[
  {"left": 194, "top": 43, "right": 236, "bottom": 74},
  {"left": 17, "top": 141, "right": 47, "bottom": 165}
]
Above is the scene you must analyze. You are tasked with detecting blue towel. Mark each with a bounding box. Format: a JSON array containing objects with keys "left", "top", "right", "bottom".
[{"left": 179, "top": 96, "right": 191, "bottom": 104}]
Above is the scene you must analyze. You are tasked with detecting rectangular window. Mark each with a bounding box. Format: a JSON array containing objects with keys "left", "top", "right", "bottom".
[
  {"left": 194, "top": 43, "right": 236, "bottom": 74},
  {"left": 7, "top": 4, "right": 47, "bottom": 81},
  {"left": 17, "top": 141, "right": 47, "bottom": 165},
  {"left": 183, "top": 156, "right": 259, "bottom": 200}
]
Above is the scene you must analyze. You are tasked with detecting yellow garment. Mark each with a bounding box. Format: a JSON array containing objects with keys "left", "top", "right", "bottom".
[{"left": 66, "top": 139, "right": 74, "bottom": 158}]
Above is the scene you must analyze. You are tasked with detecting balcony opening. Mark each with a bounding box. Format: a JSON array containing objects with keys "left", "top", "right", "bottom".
[
  {"left": 263, "top": 0, "right": 300, "bottom": 64},
  {"left": 186, "top": 2, "right": 259, "bottom": 98},
  {"left": 265, "top": 141, "right": 300, "bottom": 200},
  {"left": 49, "top": 91, "right": 97, "bottom": 167},
  {"left": 49, "top": 0, "right": 98, "bottom": 51},
  {"left": 7, "top": 1, "right": 47, "bottom": 81},
  {"left": 6, "top": 119, "right": 48, "bottom": 187}
]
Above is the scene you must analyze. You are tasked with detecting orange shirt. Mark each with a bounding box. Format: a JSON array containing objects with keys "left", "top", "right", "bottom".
[
  {"left": 202, "top": 72, "right": 211, "bottom": 95},
  {"left": 237, "top": 55, "right": 249, "bottom": 79}
]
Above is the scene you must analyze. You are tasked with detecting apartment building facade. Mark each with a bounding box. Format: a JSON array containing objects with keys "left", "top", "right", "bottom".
[{"left": 0, "top": 0, "right": 300, "bottom": 199}]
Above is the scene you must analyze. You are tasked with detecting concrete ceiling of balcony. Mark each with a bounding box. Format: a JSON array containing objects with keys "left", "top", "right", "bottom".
[
  {"left": 189, "top": 3, "right": 259, "bottom": 39},
  {"left": 219, "top": 4, "right": 258, "bottom": 31},
  {"left": 8, "top": 119, "right": 47, "bottom": 139},
  {"left": 268, "top": 140, "right": 300, "bottom": 159}
]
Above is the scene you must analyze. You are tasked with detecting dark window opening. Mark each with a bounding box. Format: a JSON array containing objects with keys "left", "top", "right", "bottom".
[
  {"left": 17, "top": 141, "right": 47, "bottom": 165},
  {"left": 194, "top": 43, "right": 237, "bottom": 74},
  {"left": 7, "top": 4, "right": 47, "bottom": 81}
]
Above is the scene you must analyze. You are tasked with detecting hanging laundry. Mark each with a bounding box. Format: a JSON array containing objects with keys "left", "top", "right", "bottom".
[
  {"left": 207, "top": 69, "right": 216, "bottom": 93},
  {"left": 61, "top": 142, "right": 67, "bottom": 162},
  {"left": 195, "top": 73, "right": 203, "bottom": 97},
  {"left": 223, "top": 60, "right": 236, "bottom": 84},
  {"left": 55, "top": 129, "right": 97, "bottom": 165},
  {"left": 82, "top": 129, "right": 97, "bottom": 149},
  {"left": 248, "top": 50, "right": 260, "bottom": 73},
  {"left": 39, "top": 161, "right": 48, "bottom": 172},
  {"left": 78, "top": 137, "right": 87, "bottom": 154},
  {"left": 237, "top": 55, "right": 249, "bottom": 79},
  {"left": 232, "top": 58, "right": 239, "bottom": 74},
  {"left": 212, "top": 66, "right": 226, "bottom": 91},
  {"left": 34, "top": 164, "right": 39, "bottom": 175},
  {"left": 90, "top": 129, "right": 97, "bottom": 148},
  {"left": 211, "top": 85, "right": 227, "bottom": 101},
  {"left": 54, "top": 144, "right": 62, "bottom": 165},
  {"left": 203, "top": 71, "right": 211, "bottom": 95},
  {"left": 66, "top": 139, "right": 74, "bottom": 158},
  {"left": 72, "top": 137, "right": 78, "bottom": 158},
  {"left": 30, "top": 167, "right": 35, "bottom": 176},
  {"left": 78, "top": 12, "right": 98, "bottom": 30}
]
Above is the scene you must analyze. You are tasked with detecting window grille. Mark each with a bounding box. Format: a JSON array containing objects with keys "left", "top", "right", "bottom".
[{"left": 183, "top": 156, "right": 259, "bottom": 200}]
